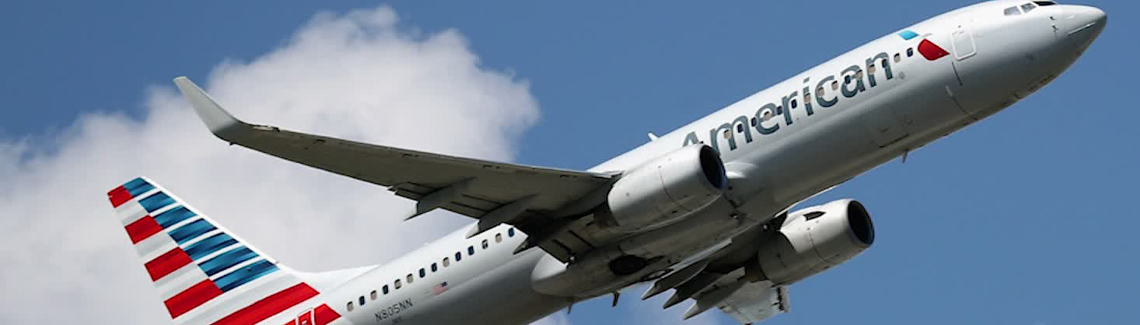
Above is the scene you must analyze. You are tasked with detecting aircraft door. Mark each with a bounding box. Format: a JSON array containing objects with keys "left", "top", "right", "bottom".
[
  {"left": 951, "top": 27, "right": 977, "bottom": 60},
  {"left": 946, "top": 18, "right": 991, "bottom": 117}
]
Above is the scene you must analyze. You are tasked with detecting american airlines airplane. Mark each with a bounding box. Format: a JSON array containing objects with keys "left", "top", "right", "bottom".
[{"left": 107, "top": 1, "right": 1105, "bottom": 324}]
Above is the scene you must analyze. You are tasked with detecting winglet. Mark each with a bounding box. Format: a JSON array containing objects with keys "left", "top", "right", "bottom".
[{"left": 173, "top": 76, "right": 252, "bottom": 142}]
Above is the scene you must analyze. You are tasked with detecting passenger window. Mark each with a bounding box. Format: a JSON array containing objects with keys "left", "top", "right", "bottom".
[
  {"left": 816, "top": 87, "right": 825, "bottom": 97},
  {"left": 844, "top": 75, "right": 851, "bottom": 84},
  {"left": 750, "top": 117, "right": 757, "bottom": 126},
  {"left": 1021, "top": 3, "right": 1036, "bottom": 12},
  {"left": 803, "top": 93, "right": 811, "bottom": 104},
  {"left": 347, "top": 301, "right": 354, "bottom": 312},
  {"left": 831, "top": 80, "right": 839, "bottom": 90},
  {"left": 455, "top": 252, "right": 462, "bottom": 261},
  {"left": 893, "top": 53, "right": 901, "bottom": 63},
  {"left": 419, "top": 268, "right": 426, "bottom": 278},
  {"left": 508, "top": 228, "right": 515, "bottom": 237},
  {"left": 762, "top": 110, "right": 773, "bottom": 121},
  {"left": 907, "top": 48, "right": 914, "bottom": 57},
  {"left": 881, "top": 59, "right": 889, "bottom": 68},
  {"left": 482, "top": 239, "right": 489, "bottom": 249},
  {"left": 735, "top": 123, "right": 743, "bottom": 132},
  {"left": 1004, "top": 6, "right": 1021, "bottom": 16},
  {"left": 382, "top": 285, "right": 390, "bottom": 294},
  {"left": 790, "top": 99, "right": 797, "bottom": 108},
  {"left": 371, "top": 290, "right": 378, "bottom": 300},
  {"left": 495, "top": 233, "right": 503, "bottom": 243},
  {"left": 395, "top": 279, "right": 402, "bottom": 289},
  {"left": 775, "top": 106, "right": 783, "bottom": 115},
  {"left": 359, "top": 296, "right": 366, "bottom": 306},
  {"left": 468, "top": 246, "right": 475, "bottom": 256},
  {"left": 868, "top": 65, "right": 877, "bottom": 74},
  {"left": 407, "top": 274, "right": 414, "bottom": 284},
  {"left": 443, "top": 257, "right": 450, "bottom": 267},
  {"left": 855, "top": 70, "right": 864, "bottom": 79},
  {"left": 722, "top": 129, "right": 731, "bottom": 139},
  {"left": 431, "top": 263, "right": 438, "bottom": 272}
]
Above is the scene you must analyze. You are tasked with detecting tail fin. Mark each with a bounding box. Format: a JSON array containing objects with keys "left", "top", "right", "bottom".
[{"left": 108, "top": 177, "right": 344, "bottom": 325}]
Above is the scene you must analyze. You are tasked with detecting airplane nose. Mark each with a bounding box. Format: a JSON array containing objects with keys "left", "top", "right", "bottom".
[{"left": 1060, "top": 5, "right": 1107, "bottom": 42}]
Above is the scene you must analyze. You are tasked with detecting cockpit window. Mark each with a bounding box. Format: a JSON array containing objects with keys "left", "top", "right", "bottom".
[
  {"left": 1033, "top": 1, "right": 1056, "bottom": 6},
  {"left": 1021, "top": 3, "right": 1037, "bottom": 13},
  {"left": 1004, "top": 6, "right": 1021, "bottom": 16}
]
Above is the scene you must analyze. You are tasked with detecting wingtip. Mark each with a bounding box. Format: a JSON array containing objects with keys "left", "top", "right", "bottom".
[{"left": 172, "top": 76, "right": 250, "bottom": 141}]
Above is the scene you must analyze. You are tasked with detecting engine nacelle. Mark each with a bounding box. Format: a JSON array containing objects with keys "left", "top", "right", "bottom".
[
  {"left": 756, "top": 199, "right": 875, "bottom": 284},
  {"left": 603, "top": 145, "right": 728, "bottom": 233}
]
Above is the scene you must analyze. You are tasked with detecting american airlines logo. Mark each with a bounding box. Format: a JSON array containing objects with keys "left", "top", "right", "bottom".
[
  {"left": 683, "top": 30, "right": 949, "bottom": 153},
  {"left": 901, "top": 29, "right": 951, "bottom": 61}
]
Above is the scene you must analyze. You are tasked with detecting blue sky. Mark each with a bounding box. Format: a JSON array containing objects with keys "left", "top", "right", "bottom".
[{"left": 1, "top": 0, "right": 1137, "bottom": 324}]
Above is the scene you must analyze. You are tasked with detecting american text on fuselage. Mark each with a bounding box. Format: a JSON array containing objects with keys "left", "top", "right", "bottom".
[{"left": 682, "top": 51, "right": 899, "bottom": 153}]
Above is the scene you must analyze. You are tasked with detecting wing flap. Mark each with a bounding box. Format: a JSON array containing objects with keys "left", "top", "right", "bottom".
[{"left": 716, "top": 283, "right": 790, "bottom": 324}]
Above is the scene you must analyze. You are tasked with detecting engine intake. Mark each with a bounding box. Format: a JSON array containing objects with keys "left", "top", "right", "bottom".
[
  {"left": 603, "top": 145, "right": 727, "bottom": 233},
  {"left": 755, "top": 199, "right": 875, "bottom": 284}
]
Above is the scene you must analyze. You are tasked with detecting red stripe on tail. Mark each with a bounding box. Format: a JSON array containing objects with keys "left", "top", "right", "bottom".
[
  {"left": 108, "top": 186, "right": 134, "bottom": 208},
  {"left": 125, "top": 215, "right": 162, "bottom": 244},
  {"left": 165, "top": 280, "right": 224, "bottom": 318},
  {"left": 145, "top": 248, "right": 193, "bottom": 281},
  {"left": 283, "top": 304, "right": 340, "bottom": 325},
  {"left": 213, "top": 283, "right": 320, "bottom": 325},
  {"left": 312, "top": 305, "right": 341, "bottom": 325}
]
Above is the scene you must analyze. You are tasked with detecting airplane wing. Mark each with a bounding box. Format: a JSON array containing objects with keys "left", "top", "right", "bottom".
[{"left": 173, "top": 77, "right": 616, "bottom": 261}]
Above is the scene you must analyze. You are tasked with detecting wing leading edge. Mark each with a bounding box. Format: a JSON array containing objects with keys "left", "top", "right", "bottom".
[{"left": 172, "top": 77, "right": 615, "bottom": 261}]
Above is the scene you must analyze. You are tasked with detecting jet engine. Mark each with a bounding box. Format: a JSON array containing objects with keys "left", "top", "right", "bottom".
[
  {"left": 755, "top": 199, "right": 875, "bottom": 284},
  {"left": 602, "top": 145, "right": 728, "bottom": 233}
]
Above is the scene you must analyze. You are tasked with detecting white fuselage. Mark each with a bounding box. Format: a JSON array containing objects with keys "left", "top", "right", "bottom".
[{"left": 316, "top": 1, "right": 1105, "bottom": 324}]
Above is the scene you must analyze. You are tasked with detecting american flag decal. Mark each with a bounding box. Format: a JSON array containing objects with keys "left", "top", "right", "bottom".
[{"left": 431, "top": 282, "right": 449, "bottom": 296}]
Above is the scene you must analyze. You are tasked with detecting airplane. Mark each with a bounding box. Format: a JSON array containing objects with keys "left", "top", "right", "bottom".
[{"left": 106, "top": 1, "right": 1105, "bottom": 324}]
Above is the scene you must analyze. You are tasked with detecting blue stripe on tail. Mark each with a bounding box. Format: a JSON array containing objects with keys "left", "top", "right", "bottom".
[
  {"left": 154, "top": 206, "right": 197, "bottom": 228},
  {"left": 124, "top": 178, "right": 155, "bottom": 196},
  {"left": 199, "top": 247, "right": 259, "bottom": 276},
  {"left": 168, "top": 219, "right": 217, "bottom": 244},
  {"left": 139, "top": 192, "right": 176, "bottom": 212},
  {"left": 215, "top": 259, "right": 278, "bottom": 292},
  {"left": 185, "top": 233, "right": 239, "bottom": 260}
]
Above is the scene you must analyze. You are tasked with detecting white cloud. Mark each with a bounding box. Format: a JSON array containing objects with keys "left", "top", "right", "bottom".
[{"left": 0, "top": 6, "right": 538, "bottom": 324}]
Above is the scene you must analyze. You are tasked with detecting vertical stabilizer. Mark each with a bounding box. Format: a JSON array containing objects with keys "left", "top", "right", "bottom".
[{"left": 108, "top": 177, "right": 347, "bottom": 325}]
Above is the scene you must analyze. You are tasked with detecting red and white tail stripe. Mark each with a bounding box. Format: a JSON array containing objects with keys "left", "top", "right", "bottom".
[{"left": 109, "top": 177, "right": 348, "bottom": 325}]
